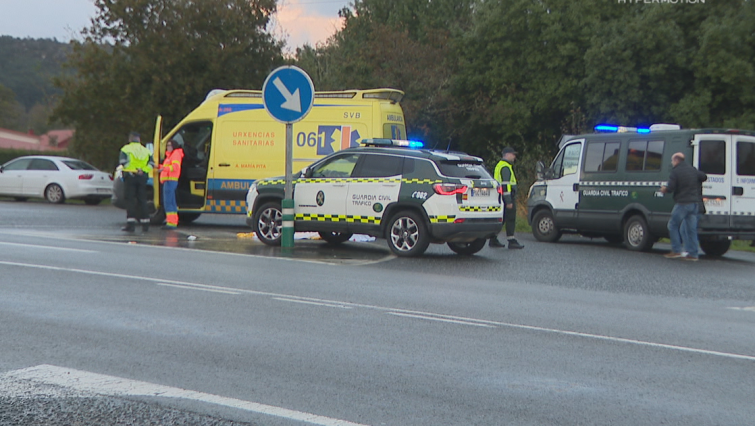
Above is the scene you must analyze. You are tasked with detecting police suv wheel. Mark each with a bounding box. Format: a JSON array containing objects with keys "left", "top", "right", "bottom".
[
  {"left": 447, "top": 239, "right": 487, "bottom": 256},
  {"left": 624, "top": 215, "right": 653, "bottom": 252},
  {"left": 254, "top": 202, "right": 283, "bottom": 246},
  {"left": 699, "top": 240, "right": 731, "bottom": 257},
  {"left": 44, "top": 183, "right": 65, "bottom": 204},
  {"left": 532, "top": 209, "right": 561, "bottom": 242},
  {"left": 319, "top": 231, "right": 352, "bottom": 245},
  {"left": 386, "top": 210, "right": 430, "bottom": 257}
]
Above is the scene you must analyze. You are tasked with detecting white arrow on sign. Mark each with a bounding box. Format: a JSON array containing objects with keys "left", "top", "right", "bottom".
[{"left": 273, "top": 77, "right": 301, "bottom": 113}]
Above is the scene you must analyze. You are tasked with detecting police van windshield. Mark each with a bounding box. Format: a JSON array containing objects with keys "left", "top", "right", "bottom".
[{"left": 437, "top": 161, "right": 492, "bottom": 179}]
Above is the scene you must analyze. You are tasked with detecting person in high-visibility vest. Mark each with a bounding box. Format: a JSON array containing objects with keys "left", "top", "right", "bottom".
[
  {"left": 119, "top": 131, "right": 154, "bottom": 232},
  {"left": 490, "top": 146, "right": 524, "bottom": 249},
  {"left": 158, "top": 139, "right": 184, "bottom": 229}
]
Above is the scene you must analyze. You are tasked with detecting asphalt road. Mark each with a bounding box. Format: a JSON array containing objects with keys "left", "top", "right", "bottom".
[{"left": 1, "top": 200, "right": 754, "bottom": 426}]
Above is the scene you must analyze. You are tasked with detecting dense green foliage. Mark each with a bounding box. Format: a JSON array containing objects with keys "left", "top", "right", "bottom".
[
  {"left": 53, "top": 0, "right": 283, "bottom": 169},
  {"left": 295, "top": 0, "right": 755, "bottom": 196}
]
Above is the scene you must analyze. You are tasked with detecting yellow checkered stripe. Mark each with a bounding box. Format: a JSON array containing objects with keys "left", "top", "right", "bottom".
[
  {"left": 429, "top": 215, "right": 456, "bottom": 223},
  {"left": 257, "top": 178, "right": 443, "bottom": 186},
  {"left": 402, "top": 178, "right": 443, "bottom": 184},
  {"left": 206, "top": 199, "right": 247, "bottom": 213},
  {"left": 459, "top": 205, "right": 502, "bottom": 212},
  {"left": 295, "top": 213, "right": 381, "bottom": 224}
]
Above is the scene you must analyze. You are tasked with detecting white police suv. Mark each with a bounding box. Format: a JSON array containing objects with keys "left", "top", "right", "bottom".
[{"left": 245, "top": 139, "right": 503, "bottom": 257}]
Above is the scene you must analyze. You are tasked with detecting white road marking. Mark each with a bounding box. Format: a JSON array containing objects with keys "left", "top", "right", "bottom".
[
  {"left": 3, "top": 365, "right": 369, "bottom": 426},
  {"left": 0, "top": 241, "right": 95, "bottom": 253},
  {"left": 157, "top": 283, "right": 241, "bottom": 295},
  {"left": 3, "top": 260, "right": 754, "bottom": 362},
  {"left": 728, "top": 306, "right": 755, "bottom": 312},
  {"left": 273, "top": 297, "right": 352, "bottom": 309},
  {"left": 388, "top": 312, "right": 496, "bottom": 328}
]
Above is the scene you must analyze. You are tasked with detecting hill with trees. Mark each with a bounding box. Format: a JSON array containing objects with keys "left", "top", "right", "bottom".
[{"left": 0, "top": 36, "right": 70, "bottom": 133}]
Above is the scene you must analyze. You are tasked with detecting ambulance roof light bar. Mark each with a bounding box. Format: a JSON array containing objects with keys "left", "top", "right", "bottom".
[{"left": 361, "top": 138, "right": 424, "bottom": 149}]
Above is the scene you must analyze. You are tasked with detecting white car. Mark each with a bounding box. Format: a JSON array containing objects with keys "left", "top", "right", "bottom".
[{"left": 0, "top": 155, "right": 113, "bottom": 204}]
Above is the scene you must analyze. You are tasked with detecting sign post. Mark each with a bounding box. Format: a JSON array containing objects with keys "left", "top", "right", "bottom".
[{"left": 262, "top": 66, "right": 315, "bottom": 249}]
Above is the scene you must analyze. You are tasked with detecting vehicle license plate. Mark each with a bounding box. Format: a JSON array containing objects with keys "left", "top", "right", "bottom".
[
  {"left": 472, "top": 188, "right": 489, "bottom": 197},
  {"left": 96, "top": 188, "right": 112, "bottom": 193}
]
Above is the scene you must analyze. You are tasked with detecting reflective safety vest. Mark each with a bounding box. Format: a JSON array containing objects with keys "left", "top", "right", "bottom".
[
  {"left": 159, "top": 148, "right": 183, "bottom": 183},
  {"left": 494, "top": 160, "right": 517, "bottom": 194},
  {"left": 120, "top": 142, "right": 153, "bottom": 174}
]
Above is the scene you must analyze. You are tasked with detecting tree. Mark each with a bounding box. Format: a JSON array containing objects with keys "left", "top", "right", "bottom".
[
  {"left": 0, "top": 83, "right": 24, "bottom": 130},
  {"left": 295, "top": 0, "right": 474, "bottom": 146},
  {"left": 54, "top": 0, "right": 283, "bottom": 169}
]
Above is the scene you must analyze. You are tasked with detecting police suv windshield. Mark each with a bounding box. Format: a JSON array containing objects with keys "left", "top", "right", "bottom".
[{"left": 437, "top": 161, "right": 492, "bottom": 179}]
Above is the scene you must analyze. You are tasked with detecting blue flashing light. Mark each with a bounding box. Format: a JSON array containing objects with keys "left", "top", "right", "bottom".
[
  {"left": 595, "top": 125, "right": 619, "bottom": 132},
  {"left": 408, "top": 140, "right": 424, "bottom": 149},
  {"left": 595, "top": 124, "right": 652, "bottom": 134}
]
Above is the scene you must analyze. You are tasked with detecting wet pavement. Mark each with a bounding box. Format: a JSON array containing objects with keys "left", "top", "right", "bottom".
[{"left": 15, "top": 225, "right": 397, "bottom": 266}]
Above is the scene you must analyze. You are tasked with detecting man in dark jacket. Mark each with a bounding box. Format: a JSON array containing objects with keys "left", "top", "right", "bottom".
[{"left": 660, "top": 152, "right": 707, "bottom": 261}]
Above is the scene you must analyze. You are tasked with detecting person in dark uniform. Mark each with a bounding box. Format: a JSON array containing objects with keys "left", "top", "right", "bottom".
[
  {"left": 119, "top": 132, "right": 154, "bottom": 232},
  {"left": 490, "top": 146, "right": 524, "bottom": 249}
]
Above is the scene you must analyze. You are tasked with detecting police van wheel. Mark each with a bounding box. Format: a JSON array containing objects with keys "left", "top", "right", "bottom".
[
  {"left": 699, "top": 240, "right": 731, "bottom": 257},
  {"left": 532, "top": 210, "right": 561, "bottom": 242},
  {"left": 447, "top": 239, "right": 487, "bottom": 256},
  {"left": 624, "top": 215, "right": 653, "bottom": 252},
  {"left": 254, "top": 202, "right": 283, "bottom": 246},
  {"left": 319, "top": 231, "right": 352, "bottom": 245},
  {"left": 386, "top": 210, "right": 430, "bottom": 257}
]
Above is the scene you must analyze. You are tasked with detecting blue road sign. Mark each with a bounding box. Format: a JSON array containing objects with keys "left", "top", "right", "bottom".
[{"left": 262, "top": 66, "right": 315, "bottom": 124}]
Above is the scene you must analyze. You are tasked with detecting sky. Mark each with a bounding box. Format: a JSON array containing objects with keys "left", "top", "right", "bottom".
[{"left": 0, "top": 0, "right": 349, "bottom": 50}]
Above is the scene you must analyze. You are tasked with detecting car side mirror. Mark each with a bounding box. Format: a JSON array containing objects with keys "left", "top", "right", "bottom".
[{"left": 536, "top": 161, "right": 545, "bottom": 181}]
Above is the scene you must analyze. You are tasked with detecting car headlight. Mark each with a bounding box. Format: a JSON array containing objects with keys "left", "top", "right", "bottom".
[{"left": 528, "top": 184, "right": 546, "bottom": 198}]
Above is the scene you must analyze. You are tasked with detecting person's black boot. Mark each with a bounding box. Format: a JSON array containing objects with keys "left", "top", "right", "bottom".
[
  {"left": 141, "top": 220, "right": 150, "bottom": 232},
  {"left": 489, "top": 237, "right": 506, "bottom": 248},
  {"left": 507, "top": 239, "right": 524, "bottom": 249},
  {"left": 121, "top": 222, "right": 136, "bottom": 232}
]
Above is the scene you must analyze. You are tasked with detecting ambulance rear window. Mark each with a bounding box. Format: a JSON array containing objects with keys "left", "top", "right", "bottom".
[{"left": 437, "top": 161, "right": 492, "bottom": 179}]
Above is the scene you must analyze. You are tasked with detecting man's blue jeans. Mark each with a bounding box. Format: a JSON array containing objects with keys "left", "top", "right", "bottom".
[{"left": 667, "top": 203, "right": 699, "bottom": 257}]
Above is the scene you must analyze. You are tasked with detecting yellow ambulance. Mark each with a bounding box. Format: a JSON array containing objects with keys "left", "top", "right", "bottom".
[{"left": 142, "top": 88, "right": 407, "bottom": 223}]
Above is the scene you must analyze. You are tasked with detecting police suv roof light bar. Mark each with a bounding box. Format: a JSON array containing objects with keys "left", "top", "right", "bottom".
[
  {"left": 361, "top": 138, "right": 424, "bottom": 149},
  {"left": 594, "top": 124, "right": 650, "bottom": 134}
]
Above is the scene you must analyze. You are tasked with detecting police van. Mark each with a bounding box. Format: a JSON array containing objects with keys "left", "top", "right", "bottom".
[
  {"left": 113, "top": 88, "right": 407, "bottom": 223},
  {"left": 245, "top": 139, "right": 504, "bottom": 257},
  {"left": 527, "top": 124, "right": 755, "bottom": 256}
]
